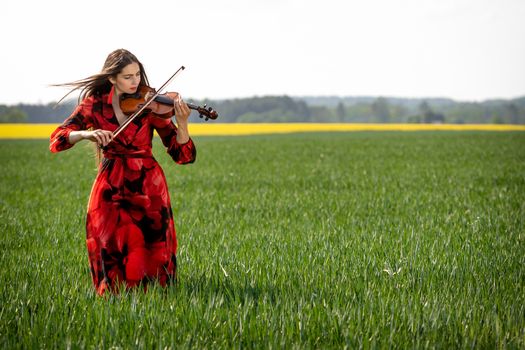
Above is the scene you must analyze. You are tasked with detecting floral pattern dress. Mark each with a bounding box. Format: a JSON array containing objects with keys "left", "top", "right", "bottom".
[{"left": 50, "top": 88, "right": 196, "bottom": 295}]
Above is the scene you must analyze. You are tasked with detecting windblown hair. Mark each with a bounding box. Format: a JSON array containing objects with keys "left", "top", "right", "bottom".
[
  {"left": 54, "top": 49, "right": 150, "bottom": 104},
  {"left": 53, "top": 49, "right": 150, "bottom": 165}
]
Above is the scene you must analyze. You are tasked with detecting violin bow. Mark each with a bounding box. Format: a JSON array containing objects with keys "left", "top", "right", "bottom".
[{"left": 112, "top": 65, "right": 186, "bottom": 139}]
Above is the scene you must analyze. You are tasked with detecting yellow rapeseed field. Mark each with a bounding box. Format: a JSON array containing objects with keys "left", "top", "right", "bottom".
[{"left": 0, "top": 123, "right": 524, "bottom": 139}]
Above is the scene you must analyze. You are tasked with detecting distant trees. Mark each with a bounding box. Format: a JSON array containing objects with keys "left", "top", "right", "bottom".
[
  {"left": 439, "top": 99, "right": 525, "bottom": 124},
  {"left": 0, "top": 101, "right": 76, "bottom": 123},
  {"left": 336, "top": 102, "right": 346, "bottom": 121},
  {"left": 0, "top": 106, "right": 28, "bottom": 123},
  {"left": 2, "top": 95, "right": 525, "bottom": 124},
  {"left": 193, "top": 96, "right": 312, "bottom": 123},
  {"left": 407, "top": 101, "right": 445, "bottom": 123},
  {"left": 505, "top": 103, "right": 519, "bottom": 124},
  {"left": 371, "top": 97, "right": 391, "bottom": 123}
]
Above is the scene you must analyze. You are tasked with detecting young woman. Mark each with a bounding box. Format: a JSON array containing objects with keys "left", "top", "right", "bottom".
[{"left": 50, "top": 49, "right": 196, "bottom": 295}]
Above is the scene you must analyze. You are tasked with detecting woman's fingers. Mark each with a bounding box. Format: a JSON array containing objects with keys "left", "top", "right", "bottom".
[
  {"left": 165, "top": 91, "right": 190, "bottom": 120},
  {"left": 88, "top": 129, "right": 113, "bottom": 147},
  {"left": 101, "top": 130, "right": 113, "bottom": 146},
  {"left": 174, "top": 96, "right": 191, "bottom": 121},
  {"left": 100, "top": 132, "right": 109, "bottom": 146}
]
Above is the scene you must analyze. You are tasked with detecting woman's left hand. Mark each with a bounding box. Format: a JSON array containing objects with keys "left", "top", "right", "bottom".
[
  {"left": 165, "top": 92, "right": 191, "bottom": 125},
  {"left": 165, "top": 92, "right": 191, "bottom": 144}
]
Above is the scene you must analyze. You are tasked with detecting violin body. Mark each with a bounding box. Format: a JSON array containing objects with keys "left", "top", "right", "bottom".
[{"left": 120, "top": 85, "right": 218, "bottom": 121}]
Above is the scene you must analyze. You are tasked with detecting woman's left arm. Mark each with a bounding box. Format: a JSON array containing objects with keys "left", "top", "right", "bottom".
[
  {"left": 173, "top": 97, "right": 191, "bottom": 144},
  {"left": 151, "top": 92, "right": 196, "bottom": 164}
]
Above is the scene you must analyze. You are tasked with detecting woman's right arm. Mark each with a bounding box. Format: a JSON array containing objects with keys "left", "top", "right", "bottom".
[
  {"left": 68, "top": 130, "right": 113, "bottom": 147},
  {"left": 50, "top": 98, "right": 111, "bottom": 152}
]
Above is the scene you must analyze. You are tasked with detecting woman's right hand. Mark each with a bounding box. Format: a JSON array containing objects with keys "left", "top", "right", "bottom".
[
  {"left": 69, "top": 129, "right": 114, "bottom": 147},
  {"left": 83, "top": 129, "right": 114, "bottom": 147}
]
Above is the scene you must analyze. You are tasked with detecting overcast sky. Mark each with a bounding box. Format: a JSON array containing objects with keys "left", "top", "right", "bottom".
[{"left": 1, "top": 0, "right": 524, "bottom": 105}]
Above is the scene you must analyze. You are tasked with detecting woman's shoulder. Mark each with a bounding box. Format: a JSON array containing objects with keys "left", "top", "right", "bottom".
[
  {"left": 83, "top": 92, "right": 108, "bottom": 105},
  {"left": 73, "top": 93, "right": 107, "bottom": 116}
]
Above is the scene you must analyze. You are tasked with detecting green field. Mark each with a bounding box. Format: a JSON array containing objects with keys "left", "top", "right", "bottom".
[{"left": 1, "top": 132, "right": 524, "bottom": 348}]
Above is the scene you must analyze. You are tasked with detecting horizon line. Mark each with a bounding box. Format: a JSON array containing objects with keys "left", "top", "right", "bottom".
[{"left": 2, "top": 93, "right": 525, "bottom": 106}]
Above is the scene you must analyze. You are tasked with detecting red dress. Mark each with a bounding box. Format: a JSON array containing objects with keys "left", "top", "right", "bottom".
[{"left": 50, "top": 88, "right": 196, "bottom": 295}]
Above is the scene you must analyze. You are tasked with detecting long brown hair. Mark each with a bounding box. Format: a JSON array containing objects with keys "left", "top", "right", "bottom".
[
  {"left": 55, "top": 48, "right": 150, "bottom": 104},
  {"left": 54, "top": 49, "right": 150, "bottom": 165}
]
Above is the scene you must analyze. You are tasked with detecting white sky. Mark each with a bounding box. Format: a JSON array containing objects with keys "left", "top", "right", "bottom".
[{"left": 1, "top": 0, "right": 524, "bottom": 105}]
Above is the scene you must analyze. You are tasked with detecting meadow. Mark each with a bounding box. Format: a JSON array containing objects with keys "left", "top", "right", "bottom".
[{"left": 0, "top": 131, "right": 524, "bottom": 348}]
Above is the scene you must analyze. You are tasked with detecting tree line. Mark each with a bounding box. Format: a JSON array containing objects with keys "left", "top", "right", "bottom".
[{"left": 1, "top": 95, "right": 524, "bottom": 124}]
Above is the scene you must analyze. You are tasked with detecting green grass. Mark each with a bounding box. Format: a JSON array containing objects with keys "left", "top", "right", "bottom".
[{"left": 1, "top": 131, "right": 524, "bottom": 349}]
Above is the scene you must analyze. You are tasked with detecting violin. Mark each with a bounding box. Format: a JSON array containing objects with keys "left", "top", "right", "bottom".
[{"left": 120, "top": 85, "right": 218, "bottom": 121}]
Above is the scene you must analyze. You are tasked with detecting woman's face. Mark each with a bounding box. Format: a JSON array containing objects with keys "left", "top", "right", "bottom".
[{"left": 110, "top": 62, "right": 141, "bottom": 96}]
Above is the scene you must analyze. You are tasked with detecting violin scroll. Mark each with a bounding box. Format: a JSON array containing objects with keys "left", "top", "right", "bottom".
[
  {"left": 120, "top": 85, "right": 219, "bottom": 121},
  {"left": 187, "top": 103, "right": 218, "bottom": 121}
]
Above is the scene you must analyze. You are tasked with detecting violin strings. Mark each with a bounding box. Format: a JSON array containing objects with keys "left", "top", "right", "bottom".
[{"left": 112, "top": 66, "right": 186, "bottom": 139}]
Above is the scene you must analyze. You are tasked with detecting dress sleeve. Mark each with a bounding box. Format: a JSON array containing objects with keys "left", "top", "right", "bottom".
[
  {"left": 151, "top": 116, "right": 196, "bottom": 164},
  {"left": 49, "top": 98, "right": 94, "bottom": 153}
]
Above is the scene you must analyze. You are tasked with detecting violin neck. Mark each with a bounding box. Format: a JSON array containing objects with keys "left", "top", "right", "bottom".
[{"left": 154, "top": 95, "right": 198, "bottom": 111}]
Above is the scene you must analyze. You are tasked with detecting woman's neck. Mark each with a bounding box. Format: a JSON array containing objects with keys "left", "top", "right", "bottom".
[{"left": 111, "top": 88, "right": 128, "bottom": 125}]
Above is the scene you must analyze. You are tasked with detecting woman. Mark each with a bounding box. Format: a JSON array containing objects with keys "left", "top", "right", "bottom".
[{"left": 50, "top": 49, "right": 196, "bottom": 295}]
